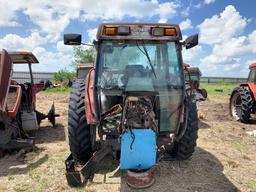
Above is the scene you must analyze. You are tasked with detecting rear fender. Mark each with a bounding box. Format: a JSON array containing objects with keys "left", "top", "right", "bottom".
[
  {"left": 85, "top": 69, "right": 97, "bottom": 125},
  {"left": 0, "top": 49, "right": 13, "bottom": 114}
]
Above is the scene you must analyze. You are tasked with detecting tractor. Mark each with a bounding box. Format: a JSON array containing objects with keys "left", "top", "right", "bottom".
[
  {"left": 76, "top": 63, "right": 94, "bottom": 80},
  {"left": 183, "top": 64, "right": 208, "bottom": 100},
  {"left": 0, "top": 50, "right": 59, "bottom": 152},
  {"left": 230, "top": 63, "right": 256, "bottom": 122},
  {"left": 64, "top": 23, "right": 199, "bottom": 188}
]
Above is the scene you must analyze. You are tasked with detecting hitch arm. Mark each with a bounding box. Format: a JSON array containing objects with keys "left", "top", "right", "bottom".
[{"left": 66, "top": 146, "right": 112, "bottom": 186}]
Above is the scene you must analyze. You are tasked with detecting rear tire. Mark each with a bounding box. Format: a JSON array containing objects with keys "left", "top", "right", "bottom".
[
  {"left": 229, "top": 87, "right": 253, "bottom": 123},
  {"left": 199, "top": 88, "right": 208, "bottom": 99},
  {"left": 171, "top": 101, "right": 199, "bottom": 160},
  {"left": 68, "top": 79, "right": 93, "bottom": 163}
]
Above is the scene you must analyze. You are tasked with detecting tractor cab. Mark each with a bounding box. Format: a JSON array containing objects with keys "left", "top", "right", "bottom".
[
  {"left": 64, "top": 23, "right": 199, "bottom": 188},
  {"left": 248, "top": 63, "right": 256, "bottom": 83}
]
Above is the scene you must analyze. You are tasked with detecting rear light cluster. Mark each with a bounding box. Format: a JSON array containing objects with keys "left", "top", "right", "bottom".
[
  {"left": 104, "top": 26, "right": 130, "bottom": 35},
  {"left": 104, "top": 26, "right": 177, "bottom": 37},
  {"left": 151, "top": 27, "right": 176, "bottom": 36}
]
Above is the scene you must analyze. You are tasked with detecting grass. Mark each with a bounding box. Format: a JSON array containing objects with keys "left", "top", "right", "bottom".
[
  {"left": 200, "top": 82, "right": 238, "bottom": 97},
  {"left": 247, "top": 181, "right": 256, "bottom": 191},
  {"left": 232, "top": 140, "right": 249, "bottom": 154},
  {"left": 41, "top": 87, "right": 71, "bottom": 94}
]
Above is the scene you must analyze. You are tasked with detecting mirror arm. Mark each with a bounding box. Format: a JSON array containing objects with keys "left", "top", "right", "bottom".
[{"left": 81, "top": 42, "right": 94, "bottom": 46}]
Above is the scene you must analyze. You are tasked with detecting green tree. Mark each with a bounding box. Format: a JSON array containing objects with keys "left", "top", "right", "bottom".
[
  {"left": 54, "top": 69, "right": 75, "bottom": 82},
  {"left": 73, "top": 46, "right": 96, "bottom": 65}
]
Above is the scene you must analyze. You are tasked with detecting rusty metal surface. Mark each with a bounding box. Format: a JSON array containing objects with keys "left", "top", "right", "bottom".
[
  {"left": 6, "top": 85, "right": 22, "bottom": 118},
  {"left": 97, "top": 22, "right": 182, "bottom": 41},
  {"left": 126, "top": 168, "right": 155, "bottom": 189},
  {"left": 184, "top": 67, "right": 202, "bottom": 76},
  {"left": 85, "top": 69, "right": 97, "bottom": 125},
  {"left": 77, "top": 63, "right": 94, "bottom": 69},
  {"left": 65, "top": 146, "right": 112, "bottom": 187},
  {"left": 0, "top": 49, "right": 12, "bottom": 115},
  {"left": 8, "top": 52, "right": 39, "bottom": 64},
  {"left": 249, "top": 63, "right": 256, "bottom": 69}
]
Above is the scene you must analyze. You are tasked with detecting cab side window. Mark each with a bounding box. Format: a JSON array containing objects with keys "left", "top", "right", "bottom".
[{"left": 248, "top": 69, "right": 256, "bottom": 83}]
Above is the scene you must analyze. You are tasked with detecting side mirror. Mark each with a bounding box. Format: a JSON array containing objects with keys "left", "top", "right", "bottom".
[
  {"left": 64, "top": 34, "right": 82, "bottom": 45},
  {"left": 184, "top": 34, "right": 198, "bottom": 49}
]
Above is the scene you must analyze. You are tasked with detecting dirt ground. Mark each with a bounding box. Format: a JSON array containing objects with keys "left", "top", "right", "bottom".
[{"left": 0, "top": 93, "right": 256, "bottom": 192}]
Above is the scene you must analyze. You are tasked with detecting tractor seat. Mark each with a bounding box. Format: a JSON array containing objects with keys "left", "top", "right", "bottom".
[{"left": 124, "top": 65, "right": 146, "bottom": 77}]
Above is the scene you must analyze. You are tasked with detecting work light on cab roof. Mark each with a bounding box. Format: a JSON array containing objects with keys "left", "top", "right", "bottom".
[{"left": 96, "top": 23, "right": 182, "bottom": 41}]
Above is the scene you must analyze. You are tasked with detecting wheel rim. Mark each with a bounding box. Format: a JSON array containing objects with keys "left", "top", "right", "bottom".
[{"left": 231, "top": 92, "right": 242, "bottom": 120}]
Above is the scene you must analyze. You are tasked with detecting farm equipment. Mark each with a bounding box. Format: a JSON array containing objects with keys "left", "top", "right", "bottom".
[
  {"left": 0, "top": 50, "right": 59, "bottom": 151},
  {"left": 64, "top": 23, "right": 199, "bottom": 188},
  {"left": 230, "top": 63, "right": 256, "bottom": 122},
  {"left": 76, "top": 63, "right": 94, "bottom": 80},
  {"left": 183, "top": 64, "right": 208, "bottom": 100}
]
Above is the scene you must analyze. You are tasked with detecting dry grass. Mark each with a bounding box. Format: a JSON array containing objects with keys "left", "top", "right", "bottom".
[{"left": 0, "top": 93, "right": 255, "bottom": 192}]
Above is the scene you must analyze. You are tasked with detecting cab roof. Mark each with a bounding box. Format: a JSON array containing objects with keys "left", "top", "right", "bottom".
[
  {"left": 97, "top": 22, "right": 182, "bottom": 41},
  {"left": 77, "top": 63, "right": 94, "bottom": 69},
  {"left": 8, "top": 52, "right": 39, "bottom": 64},
  {"left": 249, "top": 63, "right": 256, "bottom": 69}
]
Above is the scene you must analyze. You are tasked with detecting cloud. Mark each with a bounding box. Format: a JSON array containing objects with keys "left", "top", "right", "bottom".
[
  {"left": 0, "top": 32, "right": 48, "bottom": 51},
  {"left": 197, "top": 5, "right": 255, "bottom": 76},
  {"left": 158, "top": 18, "right": 167, "bottom": 23},
  {"left": 0, "top": 1, "right": 22, "bottom": 26},
  {"left": 204, "top": 0, "right": 216, "bottom": 5},
  {"left": 0, "top": 32, "right": 73, "bottom": 72},
  {"left": 87, "top": 28, "right": 98, "bottom": 43},
  {"left": 0, "top": 0, "right": 181, "bottom": 43},
  {"left": 183, "top": 45, "right": 202, "bottom": 64},
  {"left": 12, "top": 46, "right": 73, "bottom": 72},
  {"left": 200, "top": 30, "right": 256, "bottom": 72},
  {"left": 180, "top": 19, "right": 192, "bottom": 31},
  {"left": 199, "top": 5, "right": 248, "bottom": 44},
  {"left": 82, "top": 1, "right": 179, "bottom": 21},
  {"left": 56, "top": 41, "right": 73, "bottom": 53}
]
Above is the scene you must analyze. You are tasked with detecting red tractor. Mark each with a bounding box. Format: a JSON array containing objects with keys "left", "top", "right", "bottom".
[
  {"left": 230, "top": 63, "right": 256, "bottom": 122},
  {"left": 0, "top": 50, "right": 58, "bottom": 151},
  {"left": 64, "top": 23, "right": 199, "bottom": 188}
]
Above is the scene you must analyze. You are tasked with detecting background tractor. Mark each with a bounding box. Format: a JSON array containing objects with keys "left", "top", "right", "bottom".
[
  {"left": 183, "top": 63, "right": 208, "bottom": 100},
  {"left": 64, "top": 23, "right": 199, "bottom": 188},
  {"left": 75, "top": 63, "right": 93, "bottom": 80},
  {"left": 0, "top": 50, "right": 58, "bottom": 152},
  {"left": 230, "top": 63, "right": 256, "bottom": 122}
]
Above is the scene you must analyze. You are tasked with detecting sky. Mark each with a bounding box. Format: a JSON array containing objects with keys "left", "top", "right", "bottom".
[{"left": 0, "top": 0, "right": 255, "bottom": 77}]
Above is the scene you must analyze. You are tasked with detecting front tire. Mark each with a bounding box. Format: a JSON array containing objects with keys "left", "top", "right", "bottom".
[
  {"left": 171, "top": 101, "right": 199, "bottom": 160},
  {"left": 229, "top": 87, "right": 253, "bottom": 123},
  {"left": 68, "top": 79, "right": 93, "bottom": 163}
]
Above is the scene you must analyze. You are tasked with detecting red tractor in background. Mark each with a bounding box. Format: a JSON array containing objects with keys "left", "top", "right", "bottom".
[
  {"left": 0, "top": 50, "right": 58, "bottom": 152},
  {"left": 230, "top": 63, "right": 256, "bottom": 122},
  {"left": 76, "top": 64, "right": 93, "bottom": 80}
]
